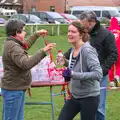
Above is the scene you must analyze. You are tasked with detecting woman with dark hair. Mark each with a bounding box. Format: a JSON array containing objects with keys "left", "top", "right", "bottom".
[
  {"left": 1, "top": 19, "right": 56, "bottom": 120},
  {"left": 57, "top": 21, "right": 103, "bottom": 120}
]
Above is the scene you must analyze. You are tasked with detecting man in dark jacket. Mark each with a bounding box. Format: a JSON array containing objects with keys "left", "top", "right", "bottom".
[{"left": 79, "top": 11, "right": 118, "bottom": 120}]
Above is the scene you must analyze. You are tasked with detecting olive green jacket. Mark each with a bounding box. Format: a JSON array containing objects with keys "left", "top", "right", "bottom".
[{"left": 1, "top": 34, "right": 46, "bottom": 90}]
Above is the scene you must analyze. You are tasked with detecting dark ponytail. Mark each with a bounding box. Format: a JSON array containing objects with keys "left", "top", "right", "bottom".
[{"left": 82, "top": 32, "right": 90, "bottom": 42}]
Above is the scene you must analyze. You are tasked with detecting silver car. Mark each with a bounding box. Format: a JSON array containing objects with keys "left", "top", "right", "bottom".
[{"left": 10, "top": 14, "right": 49, "bottom": 24}]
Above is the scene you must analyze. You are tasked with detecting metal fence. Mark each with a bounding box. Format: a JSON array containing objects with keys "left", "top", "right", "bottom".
[
  {"left": 0, "top": 23, "right": 108, "bottom": 38},
  {"left": 0, "top": 24, "right": 69, "bottom": 37}
]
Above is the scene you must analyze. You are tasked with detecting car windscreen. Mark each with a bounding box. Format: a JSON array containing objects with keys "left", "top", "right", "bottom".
[
  {"left": 26, "top": 14, "right": 41, "bottom": 23},
  {"left": 30, "top": 15, "right": 42, "bottom": 22},
  {"left": 72, "top": 11, "right": 83, "bottom": 18}
]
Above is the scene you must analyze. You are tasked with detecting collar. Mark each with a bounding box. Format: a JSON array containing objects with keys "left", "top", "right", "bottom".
[
  {"left": 6, "top": 36, "right": 28, "bottom": 49},
  {"left": 89, "top": 20, "right": 100, "bottom": 36}
]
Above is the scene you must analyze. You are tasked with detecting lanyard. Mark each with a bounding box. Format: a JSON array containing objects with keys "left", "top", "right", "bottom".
[
  {"left": 69, "top": 48, "right": 83, "bottom": 72},
  {"left": 68, "top": 49, "right": 73, "bottom": 69}
]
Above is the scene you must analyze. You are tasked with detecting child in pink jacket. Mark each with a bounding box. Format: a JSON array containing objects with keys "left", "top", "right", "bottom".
[{"left": 108, "top": 17, "right": 120, "bottom": 87}]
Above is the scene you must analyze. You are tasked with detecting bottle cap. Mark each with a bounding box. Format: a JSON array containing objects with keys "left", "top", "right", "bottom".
[{"left": 58, "top": 50, "right": 62, "bottom": 53}]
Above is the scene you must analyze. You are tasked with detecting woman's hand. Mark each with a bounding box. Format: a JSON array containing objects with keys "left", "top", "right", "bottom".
[
  {"left": 43, "top": 43, "right": 56, "bottom": 52},
  {"left": 63, "top": 68, "right": 72, "bottom": 82},
  {"left": 36, "top": 29, "right": 48, "bottom": 37}
]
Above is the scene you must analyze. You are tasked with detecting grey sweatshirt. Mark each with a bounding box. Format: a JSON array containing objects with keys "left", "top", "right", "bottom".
[{"left": 69, "top": 42, "right": 103, "bottom": 98}]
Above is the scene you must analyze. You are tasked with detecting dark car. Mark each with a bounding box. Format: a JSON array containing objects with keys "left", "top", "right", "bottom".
[
  {"left": 31, "top": 11, "right": 69, "bottom": 24},
  {"left": 10, "top": 14, "right": 49, "bottom": 24}
]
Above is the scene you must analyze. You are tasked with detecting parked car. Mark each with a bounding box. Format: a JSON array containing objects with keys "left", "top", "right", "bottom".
[
  {"left": 60, "top": 13, "right": 78, "bottom": 23},
  {"left": 10, "top": 14, "right": 49, "bottom": 24},
  {"left": 0, "top": 18, "right": 6, "bottom": 24},
  {"left": 31, "top": 11, "right": 69, "bottom": 24},
  {"left": 117, "top": 7, "right": 120, "bottom": 13}
]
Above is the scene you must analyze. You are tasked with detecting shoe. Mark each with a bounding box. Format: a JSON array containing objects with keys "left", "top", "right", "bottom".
[
  {"left": 114, "top": 78, "right": 119, "bottom": 87},
  {"left": 118, "top": 82, "right": 120, "bottom": 87},
  {"left": 110, "top": 82, "right": 115, "bottom": 87}
]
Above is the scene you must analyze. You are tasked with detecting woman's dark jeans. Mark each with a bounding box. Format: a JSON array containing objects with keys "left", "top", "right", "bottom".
[{"left": 58, "top": 95, "right": 100, "bottom": 120}]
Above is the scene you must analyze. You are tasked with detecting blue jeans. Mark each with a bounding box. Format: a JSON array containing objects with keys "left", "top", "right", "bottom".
[
  {"left": 1, "top": 88, "right": 25, "bottom": 120},
  {"left": 96, "top": 75, "right": 108, "bottom": 120}
]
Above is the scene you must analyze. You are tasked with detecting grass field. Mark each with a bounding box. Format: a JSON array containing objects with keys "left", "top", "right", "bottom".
[{"left": 0, "top": 35, "right": 120, "bottom": 120}]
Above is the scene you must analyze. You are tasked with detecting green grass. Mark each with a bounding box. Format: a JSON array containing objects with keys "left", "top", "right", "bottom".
[{"left": 0, "top": 35, "right": 120, "bottom": 120}]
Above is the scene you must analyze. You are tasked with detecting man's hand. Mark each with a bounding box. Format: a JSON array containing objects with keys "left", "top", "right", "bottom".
[
  {"left": 101, "top": 64, "right": 108, "bottom": 76},
  {"left": 36, "top": 29, "right": 48, "bottom": 37}
]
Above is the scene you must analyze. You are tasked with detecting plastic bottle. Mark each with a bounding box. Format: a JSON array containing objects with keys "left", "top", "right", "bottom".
[
  {"left": 58, "top": 50, "right": 63, "bottom": 57},
  {"left": 56, "top": 50, "right": 64, "bottom": 67},
  {"left": 54, "top": 50, "right": 65, "bottom": 81}
]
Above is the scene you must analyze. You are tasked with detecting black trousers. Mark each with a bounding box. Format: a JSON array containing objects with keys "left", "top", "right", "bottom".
[{"left": 58, "top": 95, "right": 100, "bottom": 120}]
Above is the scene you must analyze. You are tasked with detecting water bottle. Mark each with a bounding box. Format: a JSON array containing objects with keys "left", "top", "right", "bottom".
[
  {"left": 54, "top": 50, "right": 65, "bottom": 81},
  {"left": 56, "top": 50, "right": 64, "bottom": 67}
]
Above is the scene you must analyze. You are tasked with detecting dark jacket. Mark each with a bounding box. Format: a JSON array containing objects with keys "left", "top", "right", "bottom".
[
  {"left": 64, "top": 21, "right": 118, "bottom": 76},
  {"left": 89, "top": 21, "right": 118, "bottom": 76},
  {"left": 1, "top": 35, "right": 46, "bottom": 90}
]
